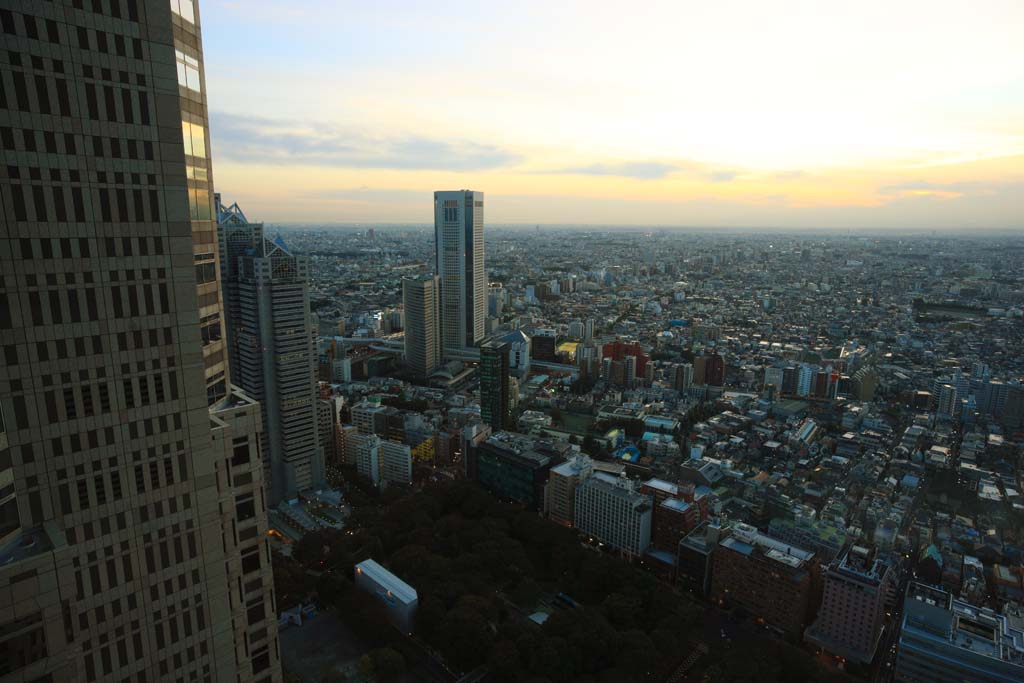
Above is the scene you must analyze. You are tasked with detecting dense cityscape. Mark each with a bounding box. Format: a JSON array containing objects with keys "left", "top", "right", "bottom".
[{"left": 1, "top": 2, "right": 1022, "bottom": 683}]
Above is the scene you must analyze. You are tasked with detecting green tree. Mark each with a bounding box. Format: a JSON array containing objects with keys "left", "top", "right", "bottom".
[{"left": 369, "top": 647, "right": 405, "bottom": 682}]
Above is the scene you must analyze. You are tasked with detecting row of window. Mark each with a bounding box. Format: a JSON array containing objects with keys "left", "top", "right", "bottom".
[
  {"left": 3, "top": 182, "right": 162, "bottom": 224},
  {"left": 1, "top": 127, "right": 157, "bottom": 163}
]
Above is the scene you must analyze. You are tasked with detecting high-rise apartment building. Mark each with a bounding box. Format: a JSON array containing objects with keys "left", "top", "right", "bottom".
[
  {"left": 0, "top": 1, "right": 280, "bottom": 680},
  {"left": 434, "top": 190, "right": 485, "bottom": 351},
  {"left": 805, "top": 546, "right": 891, "bottom": 664},
  {"left": 402, "top": 275, "right": 441, "bottom": 378},
  {"left": 479, "top": 340, "right": 511, "bottom": 431},
  {"left": 217, "top": 195, "right": 323, "bottom": 504}
]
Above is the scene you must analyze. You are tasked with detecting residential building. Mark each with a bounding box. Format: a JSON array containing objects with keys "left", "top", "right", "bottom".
[
  {"left": 402, "top": 275, "right": 441, "bottom": 377},
  {"left": 434, "top": 190, "right": 485, "bottom": 352},
  {"left": 0, "top": 1, "right": 280, "bottom": 680}
]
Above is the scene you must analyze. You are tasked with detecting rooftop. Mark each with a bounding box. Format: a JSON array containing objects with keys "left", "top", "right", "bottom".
[{"left": 355, "top": 559, "right": 418, "bottom": 605}]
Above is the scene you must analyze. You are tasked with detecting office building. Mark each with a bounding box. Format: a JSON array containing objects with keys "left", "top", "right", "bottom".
[
  {"left": 499, "top": 329, "right": 531, "bottom": 377},
  {"left": 473, "top": 432, "right": 557, "bottom": 511},
  {"left": 434, "top": 190, "right": 485, "bottom": 351},
  {"left": 479, "top": 340, "right": 511, "bottom": 430},
  {"left": 575, "top": 472, "right": 653, "bottom": 559},
  {"left": 531, "top": 328, "right": 557, "bottom": 362},
  {"left": 402, "top": 275, "right": 441, "bottom": 378},
  {"left": 218, "top": 195, "right": 323, "bottom": 503},
  {"left": 894, "top": 582, "right": 1024, "bottom": 683},
  {"left": 805, "top": 546, "right": 891, "bottom": 664},
  {"left": 546, "top": 454, "right": 593, "bottom": 527},
  {"left": 0, "top": 1, "right": 279, "bottom": 680},
  {"left": 710, "top": 523, "right": 819, "bottom": 639}
]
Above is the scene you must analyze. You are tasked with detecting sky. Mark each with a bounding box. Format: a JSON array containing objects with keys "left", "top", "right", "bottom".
[{"left": 199, "top": 0, "right": 1024, "bottom": 229}]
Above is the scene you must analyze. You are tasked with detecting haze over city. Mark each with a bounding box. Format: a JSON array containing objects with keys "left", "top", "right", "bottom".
[
  {"left": 201, "top": 0, "right": 1023, "bottom": 228},
  {"left": 2, "top": 2, "right": 1024, "bottom": 683}
]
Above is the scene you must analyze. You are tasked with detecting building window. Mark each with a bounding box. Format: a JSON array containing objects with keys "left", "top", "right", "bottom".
[
  {"left": 170, "top": 0, "right": 195, "bottom": 23},
  {"left": 175, "top": 50, "right": 201, "bottom": 92}
]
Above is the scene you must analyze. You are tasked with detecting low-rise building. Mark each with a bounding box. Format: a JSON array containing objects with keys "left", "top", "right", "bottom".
[{"left": 355, "top": 559, "right": 419, "bottom": 633}]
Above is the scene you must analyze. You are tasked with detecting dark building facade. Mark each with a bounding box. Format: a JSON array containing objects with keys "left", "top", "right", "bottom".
[
  {"left": 474, "top": 433, "right": 555, "bottom": 510},
  {"left": 479, "top": 340, "right": 510, "bottom": 430},
  {"left": 0, "top": 1, "right": 280, "bottom": 680}
]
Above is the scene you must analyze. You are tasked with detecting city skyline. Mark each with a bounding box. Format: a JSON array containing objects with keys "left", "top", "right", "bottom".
[{"left": 199, "top": 0, "right": 1023, "bottom": 229}]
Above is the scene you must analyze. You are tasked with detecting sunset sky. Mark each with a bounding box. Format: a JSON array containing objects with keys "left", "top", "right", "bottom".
[{"left": 200, "top": 0, "right": 1023, "bottom": 229}]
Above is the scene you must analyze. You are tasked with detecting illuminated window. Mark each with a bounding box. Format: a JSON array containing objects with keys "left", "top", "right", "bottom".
[
  {"left": 170, "top": 0, "right": 195, "bottom": 23},
  {"left": 175, "top": 49, "right": 201, "bottom": 92},
  {"left": 181, "top": 118, "right": 206, "bottom": 159}
]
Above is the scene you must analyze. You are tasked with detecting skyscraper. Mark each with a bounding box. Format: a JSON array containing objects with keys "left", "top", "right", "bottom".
[
  {"left": 479, "top": 340, "right": 511, "bottom": 430},
  {"left": 217, "top": 194, "right": 323, "bottom": 504},
  {"left": 0, "top": 2, "right": 280, "bottom": 680},
  {"left": 434, "top": 190, "right": 485, "bottom": 352},
  {"left": 402, "top": 275, "right": 441, "bottom": 378}
]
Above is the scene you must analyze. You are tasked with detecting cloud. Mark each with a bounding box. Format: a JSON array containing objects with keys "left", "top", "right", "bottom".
[
  {"left": 209, "top": 112, "right": 521, "bottom": 171},
  {"left": 876, "top": 179, "right": 1018, "bottom": 200},
  {"left": 537, "top": 161, "right": 680, "bottom": 179},
  {"left": 704, "top": 170, "right": 737, "bottom": 182}
]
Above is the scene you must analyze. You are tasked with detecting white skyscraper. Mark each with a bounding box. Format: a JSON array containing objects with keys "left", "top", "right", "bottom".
[{"left": 434, "top": 190, "right": 486, "bottom": 351}]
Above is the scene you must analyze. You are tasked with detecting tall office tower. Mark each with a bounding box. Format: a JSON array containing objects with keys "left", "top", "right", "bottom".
[
  {"left": 217, "top": 195, "right": 323, "bottom": 503},
  {"left": 894, "top": 582, "right": 1024, "bottom": 682},
  {"left": 805, "top": 546, "right": 891, "bottom": 665},
  {"left": 402, "top": 275, "right": 441, "bottom": 378},
  {"left": 434, "top": 190, "right": 485, "bottom": 352},
  {"left": 479, "top": 341, "right": 511, "bottom": 430},
  {"left": 0, "top": 1, "right": 280, "bottom": 681}
]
